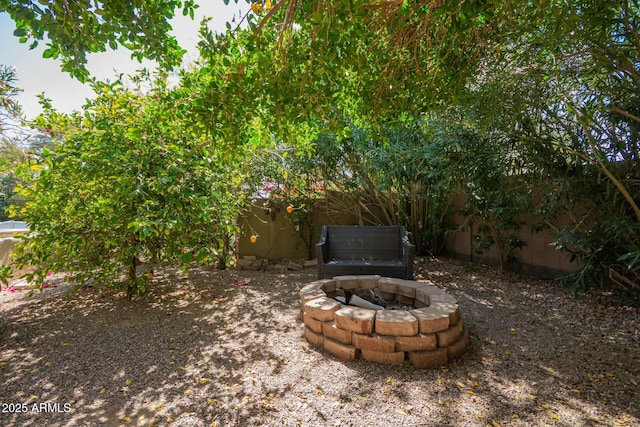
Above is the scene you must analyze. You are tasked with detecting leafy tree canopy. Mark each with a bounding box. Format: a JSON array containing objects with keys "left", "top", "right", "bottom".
[
  {"left": 0, "top": 0, "right": 202, "bottom": 81},
  {"left": 7, "top": 76, "right": 248, "bottom": 298}
]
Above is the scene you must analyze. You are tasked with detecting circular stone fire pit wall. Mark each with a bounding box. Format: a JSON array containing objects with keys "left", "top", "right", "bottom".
[{"left": 299, "top": 275, "right": 469, "bottom": 368}]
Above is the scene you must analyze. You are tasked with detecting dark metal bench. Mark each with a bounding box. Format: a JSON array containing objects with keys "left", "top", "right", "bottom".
[{"left": 316, "top": 225, "right": 415, "bottom": 279}]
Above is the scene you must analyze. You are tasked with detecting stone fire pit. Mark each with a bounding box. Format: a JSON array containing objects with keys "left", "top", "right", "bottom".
[{"left": 299, "top": 275, "right": 468, "bottom": 368}]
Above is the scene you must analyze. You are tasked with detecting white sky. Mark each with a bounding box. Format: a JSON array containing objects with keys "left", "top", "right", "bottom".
[{"left": 0, "top": 1, "right": 250, "bottom": 119}]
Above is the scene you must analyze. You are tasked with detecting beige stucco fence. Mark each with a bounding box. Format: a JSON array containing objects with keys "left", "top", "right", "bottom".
[
  {"left": 0, "top": 203, "right": 581, "bottom": 283},
  {"left": 237, "top": 199, "right": 580, "bottom": 280}
]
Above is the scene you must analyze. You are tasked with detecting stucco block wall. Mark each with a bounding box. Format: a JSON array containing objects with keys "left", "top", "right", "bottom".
[{"left": 238, "top": 197, "right": 582, "bottom": 279}]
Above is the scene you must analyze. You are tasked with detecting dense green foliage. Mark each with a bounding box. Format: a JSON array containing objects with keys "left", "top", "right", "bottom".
[
  {"left": 0, "top": 0, "right": 201, "bottom": 81},
  {"left": 8, "top": 78, "right": 247, "bottom": 298},
  {"left": 302, "top": 120, "right": 459, "bottom": 257},
  {"left": 0, "top": 65, "right": 26, "bottom": 221},
  {"left": 0, "top": 139, "right": 26, "bottom": 220}
]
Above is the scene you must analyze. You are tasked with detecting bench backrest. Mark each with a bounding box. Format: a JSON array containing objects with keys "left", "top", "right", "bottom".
[{"left": 325, "top": 226, "right": 402, "bottom": 261}]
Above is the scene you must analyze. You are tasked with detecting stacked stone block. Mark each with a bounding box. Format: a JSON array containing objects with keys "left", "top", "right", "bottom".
[{"left": 299, "top": 276, "right": 468, "bottom": 369}]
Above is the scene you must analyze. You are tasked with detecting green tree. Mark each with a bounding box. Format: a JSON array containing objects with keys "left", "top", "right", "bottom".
[
  {"left": 0, "top": 139, "right": 27, "bottom": 220},
  {"left": 292, "top": 118, "right": 461, "bottom": 257},
  {"left": 244, "top": 141, "right": 324, "bottom": 260},
  {"left": 454, "top": 137, "right": 533, "bottom": 272},
  {"left": 460, "top": 1, "right": 640, "bottom": 289},
  {"left": 1, "top": 0, "right": 202, "bottom": 81},
  {"left": 0, "top": 65, "right": 26, "bottom": 220},
  {"left": 7, "top": 77, "right": 246, "bottom": 298}
]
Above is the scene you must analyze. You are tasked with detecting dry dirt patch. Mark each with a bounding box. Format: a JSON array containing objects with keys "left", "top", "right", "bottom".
[{"left": 1, "top": 258, "right": 638, "bottom": 426}]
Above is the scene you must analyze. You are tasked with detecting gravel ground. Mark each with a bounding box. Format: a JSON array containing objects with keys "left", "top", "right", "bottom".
[{"left": 1, "top": 257, "right": 639, "bottom": 427}]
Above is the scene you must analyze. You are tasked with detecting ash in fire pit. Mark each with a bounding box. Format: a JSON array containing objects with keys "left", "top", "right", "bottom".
[{"left": 299, "top": 275, "right": 468, "bottom": 368}]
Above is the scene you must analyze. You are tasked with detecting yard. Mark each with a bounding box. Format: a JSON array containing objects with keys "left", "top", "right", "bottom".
[
  {"left": 2, "top": 3, "right": 639, "bottom": 426},
  {"left": 1, "top": 257, "right": 638, "bottom": 427}
]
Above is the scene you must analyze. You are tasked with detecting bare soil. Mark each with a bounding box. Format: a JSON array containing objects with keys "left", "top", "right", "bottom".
[{"left": 1, "top": 257, "right": 638, "bottom": 427}]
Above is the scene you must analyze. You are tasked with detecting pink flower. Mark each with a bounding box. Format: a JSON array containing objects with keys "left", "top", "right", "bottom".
[
  {"left": 44, "top": 128, "right": 51, "bottom": 134},
  {"left": 262, "top": 180, "right": 280, "bottom": 192}
]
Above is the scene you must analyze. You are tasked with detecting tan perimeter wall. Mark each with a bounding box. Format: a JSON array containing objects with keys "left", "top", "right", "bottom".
[
  {"left": 441, "top": 212, "right": 580, "bottom": 279},
  {"left": 236, "top": 199, "right": 360, "bottom": 261},
  {"left": 439, "top": 194, "right": 581, "bottom": 279},
  {"left": 237, "top": 197, "right": 581, "bottom": 280}
]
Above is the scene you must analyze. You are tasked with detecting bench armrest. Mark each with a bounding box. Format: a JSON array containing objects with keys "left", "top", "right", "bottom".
[
  {"left": 400, "top": 227, "right": 415, "bottom": 278},
  {"left": 316, "top": 226, "right": 329, "bottom": 278},
  {"left": 316, "top": 226, "right": 329, "bottom": 261}
]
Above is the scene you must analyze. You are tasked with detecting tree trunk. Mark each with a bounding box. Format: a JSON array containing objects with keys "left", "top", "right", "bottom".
[
  {"left": 127, "top": 256, "right": 138, "bottom": 300},
  {"left": 217, "top": 234, "right": 230, "bottom": 270}
]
